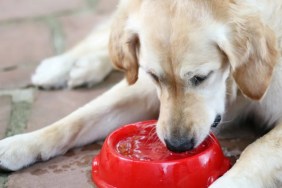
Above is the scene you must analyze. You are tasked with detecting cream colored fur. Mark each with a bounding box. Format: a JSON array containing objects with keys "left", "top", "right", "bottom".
[{"left": 0, "top": 0, "right": 282, "bottom": 187}]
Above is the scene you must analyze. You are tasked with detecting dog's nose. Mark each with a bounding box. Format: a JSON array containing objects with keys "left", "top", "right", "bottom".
[
  {"left": 165, "top": 138, "right": 194, "bottom": 153},
  {"left": 212, "top": 115, "right": 222, "bottom": 128}
]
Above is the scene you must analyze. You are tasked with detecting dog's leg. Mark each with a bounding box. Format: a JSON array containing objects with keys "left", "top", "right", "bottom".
[
  {"left": 32, "top": 18, "right": 113, "bottom": 89},
  {"left": 210, "top": 122, "right": 282, "bottom": 188},
  {"left": 0, "top": 71, "right": 159, "bottom": 171}
]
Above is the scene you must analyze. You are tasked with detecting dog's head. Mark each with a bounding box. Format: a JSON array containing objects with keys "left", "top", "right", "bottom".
[{"left": 109, "top": 0, "right": 278, "bottom": 152}]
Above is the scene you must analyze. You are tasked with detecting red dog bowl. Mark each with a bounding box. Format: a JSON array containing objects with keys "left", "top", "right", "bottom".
[{"left": 92, "top": 120, "right": 230, "bottom": 188}]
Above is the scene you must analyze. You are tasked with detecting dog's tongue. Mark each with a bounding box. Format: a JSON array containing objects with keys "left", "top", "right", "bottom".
[{"left": 116, "top": 124, "right": 209, "bottom": 161}]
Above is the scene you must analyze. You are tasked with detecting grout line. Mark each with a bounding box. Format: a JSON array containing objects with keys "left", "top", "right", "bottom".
[
  {"left": 0, "top": 89, "right": 34, "bottom": 103},
  {"left": 0, "top": 89, "right": 34, "bottom": 136},
  {"left": 0, "top": 173, "right": 8, "bottom": 188},
  {"left": 45, "top": 17, "right": 65, "bottom": 55},
  {"left": 0, "top": 89, "right": 34, "bottom": 188},
  {"left": 5, "top": 101, "right": 32, "bottom": 137},
  {"left": 85, "top": 0, "right": 99, "bottom": 8}
]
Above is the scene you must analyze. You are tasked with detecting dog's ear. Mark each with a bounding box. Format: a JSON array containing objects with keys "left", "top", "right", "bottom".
[
  {"left": 218, "top": 13, "right": 278, "bottom": 100},
  {"left": 109, "top": 9, "right": 140, "bottom": 85}
]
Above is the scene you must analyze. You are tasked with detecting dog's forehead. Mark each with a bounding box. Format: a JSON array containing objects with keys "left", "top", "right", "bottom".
[
  {"left": 138, "top": 25, "right": 220, "bottom": 76},
  {"left": 138, "top": 0, "right": 229, "bottom": 25},
  {"left": 128, "top": 0, "right": 229, "bottom": 79}
]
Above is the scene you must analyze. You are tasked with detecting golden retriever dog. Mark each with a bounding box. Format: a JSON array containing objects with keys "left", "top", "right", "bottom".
[{"left": 1, "top": 0, "right": 282, "bottom": 187}]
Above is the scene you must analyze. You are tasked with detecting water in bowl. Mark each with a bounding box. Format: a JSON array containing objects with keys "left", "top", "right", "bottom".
[{"left": 116, "top": 124, "right": 209, "bottom": 161}]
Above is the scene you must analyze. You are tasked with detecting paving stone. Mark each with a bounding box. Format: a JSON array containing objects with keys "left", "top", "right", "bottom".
[
  {"left": 95, "top": 0, "right": 118, "bottom": 15},
  {"left": 59, "top": 0, "right": 117, "bottom": 50},
  {"left": 57, "top": 0, "right": 118, "bottom": 74},
  {"left": 212, "top": 122, "right": 258, "bottom": 140},
  {"left": 0, "top": 22, "right": 53, "bottom": 69},
  {"left": 27, "top": 89, "right": 104, "bottom": 131},
  {"left": 6, "top": 101, "right": 32, "bottom": 137},
  {"left": 0, "top": 172, "right": 9, "bottom": 188},
  {"left": 213, "top": 121, "right": 259, "bottom": 164},
  {"left": 0, "top": 89, "right": 34, "bottom": 103},
  {"left": 27, "top": 71, "right": 123, "bottom": 131},
  {"left": 0, "top": 96, "right": 12, "bottom": 139},
  {"left": 219, "top": 138, "right": 256, "bottom": 165},
  {"left": 0, "top": 0, "right": 86, "bottom": 22},
  {"left": 60, "top": 12, "right": 108, "bottom": 50},
  {"left": 0, "top": 22, "right": 54, "bottom": 89},
  {"left": 0, "top": 67, "right": 35, "bottom": 89},
  {"left": 7, "top": 143, "right": 101, "bottom": 188}
]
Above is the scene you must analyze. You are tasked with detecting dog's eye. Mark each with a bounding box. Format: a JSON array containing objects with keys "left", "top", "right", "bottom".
[
  {"left": 190, "top": 75, "right": 207, "bottom": 86},
  {"left": 148, "top": 72, "right": 160, "bottom": 83},
  {"left": 190, "top": 72, "right": 213, "bottom": 86}
]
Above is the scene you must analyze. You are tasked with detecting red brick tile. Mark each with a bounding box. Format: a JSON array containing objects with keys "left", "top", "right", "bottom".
[
  {"left": 0, "top": 67, "right": 34, "bottom": 89},
  {"left": 58, "top": 0, "right": 118, "bottom": 50},
  {"left": 95, "top": 0, "right": 118, "bottom": 14},
  {"left": 0, "top": 96, "right": 12, "bottom": 139},
  {"left": 0, "top": 22, "right": 53, "bottom": 89},
  {"left": 7, "top": 143, "right": 101, "bottom": 188},
  {"left": 0, "top": 22, "right": 53, "bottom": 69},
  {"left": 59, "top": 12, "right": 107, "bottom": 50},
  {"left": 0, "top": 0, "right": 85, "bottom": 22},
  {"left": 27, "top": 89, "right": 104, "bottom": 131},
  {"left": 27, "top": 72, "right": 123, "bottom": 131}
]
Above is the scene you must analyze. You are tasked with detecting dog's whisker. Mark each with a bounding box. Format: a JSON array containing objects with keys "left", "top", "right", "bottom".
[{"left": 219, "top": 118, "right": 235, "bottom": 125}]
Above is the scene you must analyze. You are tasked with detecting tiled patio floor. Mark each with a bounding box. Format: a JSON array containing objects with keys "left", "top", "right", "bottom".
[{"left": 0, "top": 0, "right": 258, "bottom": 187}]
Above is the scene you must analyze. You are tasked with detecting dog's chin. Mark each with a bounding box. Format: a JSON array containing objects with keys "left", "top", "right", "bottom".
[
  {"left": 155, "top": 124, "right": 165, "bottom": 145},
  {"left": 193, "top": 130, "right": 211, "bottom": 148}
]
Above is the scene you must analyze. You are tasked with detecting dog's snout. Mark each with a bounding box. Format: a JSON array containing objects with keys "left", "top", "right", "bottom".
[
  {"left": 212, "top": 115, "right": 222, "bottom": 128},
  {"left": 165, "top": 138, "right": 195, "bottom": 153}
]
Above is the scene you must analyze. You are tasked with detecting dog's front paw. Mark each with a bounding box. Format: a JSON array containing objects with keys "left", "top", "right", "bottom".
[
  {"left": 32, "top": 53, "right": 112, "bottom": 89},
  {"left": 0, "top": 133, "right": 43, "bottom": 171},
  {"left": 209, "top": 175, "right": 255, "bottom": 188},
  {"left": 210, "top": 176, "right": 235, "bottom": 188},
  {"left": 68, "top": 54, "right": 112, "bottom": 88},
  {"left": 31, "top": 55, "right": 75, "bottom": 89}
]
